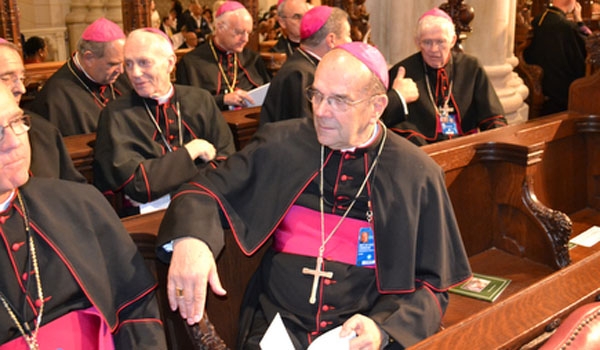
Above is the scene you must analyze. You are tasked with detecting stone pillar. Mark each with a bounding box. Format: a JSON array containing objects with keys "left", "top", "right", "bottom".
[
  {"left": 105, "top": 0, "right": 123, "bottom": 28},
  {"left": 366, "top": 0, "right": 529, "bottom": 124},
  {"left": 65, "top": 0, "right": 88, "bottom": 53},
  {"left": 464, "top": 0, "right": 528, "bottom": 124}
]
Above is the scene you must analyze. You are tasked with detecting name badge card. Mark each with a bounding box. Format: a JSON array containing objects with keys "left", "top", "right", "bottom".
[{"left": 356, "top": 227, "right": 375, "bottom": 267}]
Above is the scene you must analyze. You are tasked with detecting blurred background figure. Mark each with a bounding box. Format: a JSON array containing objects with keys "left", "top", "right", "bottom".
[
  {"left": 23, "top": 36, "right": 48, "bottom": 64},
  {"left": 151, "top": 0, "right": 161, "bottom": 29}
]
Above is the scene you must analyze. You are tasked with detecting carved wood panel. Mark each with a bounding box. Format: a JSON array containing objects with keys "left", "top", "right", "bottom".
[
  {"left": 320, "top": 0, "right": 371, "bottom": 42},
  {"left": 0, "top": 0, "right": 21, "bottom": 47}
]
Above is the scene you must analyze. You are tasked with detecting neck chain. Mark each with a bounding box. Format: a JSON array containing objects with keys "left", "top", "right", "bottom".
[
  {"left": 0, "top": 192, "right": 44, "bottom": 350},
  {"left": 319, "top": 125, "right": 386, "bottom": 253},
  {"left": 67, "top": 58, "right": 115, "bottom": 108},
  {"left": 209, "top": 39, "right": 238, "bottom": 93},
  {"left": 423, "top": 59, "right": 454, "bottom": 119},
  {"left": 297, "top": 48, "right": 318, "bottom": 67},
  {"left": 302, "top": 125, "right": 386, "bottom": 304},
  {"left": 142, "top": 98, "right": 183, "bottom": 153}
]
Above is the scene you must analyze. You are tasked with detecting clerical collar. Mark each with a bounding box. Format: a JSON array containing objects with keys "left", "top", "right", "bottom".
[
  {"left": 300, "top": 47, "right": 322, "bottom": 62},
  {"left": 150, "top": 84, "right": 174, "bottom": 104},
  {"left": 0, "top": 190, "right": 15, "bottom": 212},
  {"left": 73, "top": 53, "right": 101, "bottom": 85},
  {"left": 340, "top": 122, "right": 380, "bottom": 153}
]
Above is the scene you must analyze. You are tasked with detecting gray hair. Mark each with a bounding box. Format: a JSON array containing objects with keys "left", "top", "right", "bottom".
[
  {"left": 302, "top": 7, "right": 349, "bottom": 47},
  {"left": 415, "top": 15, "right": 456, "bottom": 43},
  {"left": 76, "top": 39, "right": 109, "bottom": 58}
]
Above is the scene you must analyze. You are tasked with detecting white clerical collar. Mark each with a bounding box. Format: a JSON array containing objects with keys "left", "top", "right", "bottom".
[
  {"left": 73, "top": 53, "right": 101, "bottom": 84},
  {"left": 152, "top": 85, "right": 174, "bottom": 104},
  {"left": 341, "top": 123, "right": 380, "bottom": 153},
  {"left": 301, "top": 48, "right": 322, "bottom": 61},
  {"left": 0, "top": 190, "right": 15, "bottom": 212}
]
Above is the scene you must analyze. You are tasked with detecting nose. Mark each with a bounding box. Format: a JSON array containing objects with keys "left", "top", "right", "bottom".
[
  {"left": 0, "top": 124, "right": 25, "bottom": 150},
  {"left": 116, "top": 63, "right": 124, "bottom": 75},
  {"left": 127, "top": 63, "right": 141, "bottom": 78},
  {"left": 312, "top": 97, "right": 331, "bottom": 118}
]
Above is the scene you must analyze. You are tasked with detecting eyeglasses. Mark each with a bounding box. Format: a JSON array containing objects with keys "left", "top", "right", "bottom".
[
  {"left": 280, "top": 13, "right": 303, "bottom": 21},
  {"left": 0, "top": 73, "right": 26, "bottom": 88},
  {"left": 0, "top": 115, "right": 31, "bottom": 142},
  {"left": 305, "top": 87, "right": 374, "bottom": 112},
  {"left": 419, "top": 39, "right": 449, "bottom": 49}
]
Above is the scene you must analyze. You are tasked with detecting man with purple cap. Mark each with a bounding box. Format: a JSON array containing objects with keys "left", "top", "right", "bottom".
[
  {"left": 0, "top": 39, "right": 85, "bottom": 182},
  {"left": 269, "top": 0, "right": 310, "bottom": 57},
  {"left": 0, "top": 82, "right": 166, "bottom": 348},
  {"left": 260, "top": 5, "right": 351, "bottom": 125},
  {"left": 93, "top": 28, "right": 235, "bottom": 215},
  {"left": 157, "top": 41, "right": 471, "bottom": 349},
  {"left": 383, "top": 8, "right": 506, "bottom": 145},
  {"left": 176, "top": 1, "right": 270, "bottom": 110},
  {"left": 29, "top": 17, "right": 131, "bottom": 136}
]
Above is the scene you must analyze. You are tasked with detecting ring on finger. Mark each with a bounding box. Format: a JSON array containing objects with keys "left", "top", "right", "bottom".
[{"left": 176, "top": 288, "right": 184, "bottom": 298}]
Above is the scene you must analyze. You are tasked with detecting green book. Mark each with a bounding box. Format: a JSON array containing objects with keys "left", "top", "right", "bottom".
[{"left": 449, "top": 273, "right": 511, "bottom": 302}]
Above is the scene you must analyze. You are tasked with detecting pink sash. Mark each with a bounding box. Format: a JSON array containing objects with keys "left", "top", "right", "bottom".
[
  {"left": 0, "top": 306, "right": 114, "bottom": 350},
  {"left": 273, "top": 205, "right": 375, "bottom": 268}
]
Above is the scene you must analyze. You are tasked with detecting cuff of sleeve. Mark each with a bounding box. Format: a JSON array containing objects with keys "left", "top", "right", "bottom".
[
  {"left": 393, "top": 89, "right": 409, "bottom": 116},
  {"left": 377, "top": 324, "right": 390, "bottom": 349}
]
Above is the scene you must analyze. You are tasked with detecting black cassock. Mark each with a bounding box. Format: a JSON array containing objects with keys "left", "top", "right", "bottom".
[
  {"left": 259, "top": 48, "right": 318, "bottom": 125},
  {"left": 93, "top": 85, "right": 236, "bottom": 204},
  {"left": 524, "top": 6, "right": 587, "bottom": 115},
  {"left": 29, "top": 57, "right": 131, "bottom": 136},
  {"left": 175, "top": 39, "right": 271, "bottom": 110},
  {"left": 157, "top": 119, "right": 472, "bottom": 349},
  {"left": 383, "top": 51, "right": 506, "bottom": 145},
  {"left": 28, "top": 112, "right": 86, "bottom": 183},
  {"left": 0, "top": 178, "right": 166, "bottom": 348}
]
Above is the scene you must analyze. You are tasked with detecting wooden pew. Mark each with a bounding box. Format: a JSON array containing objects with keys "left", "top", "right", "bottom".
[
  {"left": 410, "top": 111, "right": 600, "bottom": 349},
  {"left": 222, "top": 106, "right": 261, "bottom": 151},
  {"left": 63, "top": 133, "right": 95, "bottom": 184}
]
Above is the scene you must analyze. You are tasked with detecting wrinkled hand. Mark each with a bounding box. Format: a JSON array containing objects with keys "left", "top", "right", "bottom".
[
  {"left": 224, "top": 90, "right": 255, "bottom": 107},
  {"left": 184, "top": 139, "right": 216, "bottom": 162},
  {"left": 340, "top": 314, "right": 383, "bottom": 350},
  {"left": 392, "top": 66, "right": 419, "bottom": 103},
  {"left": 168, "top": 238, "right": 226, "bottom": 325}
]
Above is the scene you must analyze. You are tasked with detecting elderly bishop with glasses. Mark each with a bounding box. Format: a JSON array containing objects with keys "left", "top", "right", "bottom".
[
  {"left": 0, "top": 83, "right": 166, "bottom": 349},
  {"left": 176, "top": 1, "right": 271, "bottom": 110},
  {"left": 158, "top": 42, "right": 471, "bottom": 349}
]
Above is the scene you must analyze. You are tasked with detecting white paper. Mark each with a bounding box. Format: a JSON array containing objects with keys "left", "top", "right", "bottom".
[
  {"left": 246, "top": 83, "right": 270, "bottom": 107},
  {"left": 259, "top": 313, "right": 295, "bottom": 350},
  {"left": 570, "top": 226, "right": 600, "bottom": 247},
  {"left": 308, "top": 326, "right": 356, "bottom": 350},
  {"left": 139, "top": 194, "right": 171, "bottom": 214}
]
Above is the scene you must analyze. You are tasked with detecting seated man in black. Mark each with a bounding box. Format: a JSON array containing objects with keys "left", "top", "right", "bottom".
[
  {"left": 0, "top": 83, "right": 166, "bottom": 349},
  {"left": 383, "top": 8, "right": 507, "bottom": 146}
]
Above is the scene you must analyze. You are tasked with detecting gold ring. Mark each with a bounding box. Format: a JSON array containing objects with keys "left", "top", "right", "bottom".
[{"left": 176, "top": 288, "right": 184, "bottom": 297}]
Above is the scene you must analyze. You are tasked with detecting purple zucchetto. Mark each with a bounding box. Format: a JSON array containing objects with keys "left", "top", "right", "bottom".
[
  {"left": 300, "top": 6, "right": 333, "bottom": 41},
  {"left": 0, "top": 38, "right": 8, "bottom": 44},
  {"left": 335, "top": 42, "right": 389, "bottom": 89},
  {"left": 419, "top": 7, "right": 453, "bottom": 23},
  {"left": 81, "top": 18, "right": 125, "bottom": 42},
  {"left": 215, "top": 1, "right": 246, "bottom": 18}
]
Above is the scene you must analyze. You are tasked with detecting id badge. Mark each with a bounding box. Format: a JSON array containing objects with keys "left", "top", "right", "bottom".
[
  {"left": 356, "top": 227, "right": 375, "bottom": 267},
  {"left": 441, "top": 113, "right": 459, "bottom": 135}
]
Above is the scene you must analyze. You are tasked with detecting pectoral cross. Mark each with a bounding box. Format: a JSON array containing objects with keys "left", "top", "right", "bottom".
[
  {"left": 302, "top": 256, "right": 333, "bottom": 304},
  {"left": 440, "top": 102, "right": 455, "bottom": 120}
]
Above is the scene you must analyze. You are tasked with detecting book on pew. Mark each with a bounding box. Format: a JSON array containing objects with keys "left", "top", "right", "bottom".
[{"left": 449, "top": 273, "right": 511, "bottom": 302}]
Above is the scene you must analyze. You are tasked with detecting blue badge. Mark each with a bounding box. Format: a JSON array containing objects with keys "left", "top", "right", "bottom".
[
  {"left": 357, "top": 227, "right": 375, "bottom": 267},
  {"left": 441, "top": 112, "right": 459, "bottom": 135}
]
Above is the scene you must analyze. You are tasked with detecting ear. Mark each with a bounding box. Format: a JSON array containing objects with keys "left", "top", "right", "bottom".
[
  {"left": 81, "top": 50, "right": 96, "bottom": 67},
  {"left": 450, "top": 34, "right": 458, "bottom": 48},
  {"left": 326, "top": 32, "right": 337, "bottom": 49},
  {"left": 166, "top": 54, "right": 177, "bottom": 74},
  {"left": 371, "top": 93, "right": 389, "bottom": 121}
]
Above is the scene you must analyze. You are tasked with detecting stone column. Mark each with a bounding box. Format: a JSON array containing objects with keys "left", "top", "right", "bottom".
[
  {"left": 65, "top": 0, "right": 88, "bottom": 53},
  {"left": 366, "top": 0, "right": 529, "bottom": 124}
]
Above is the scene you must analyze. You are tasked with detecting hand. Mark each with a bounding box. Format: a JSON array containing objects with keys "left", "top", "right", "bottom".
[
  {"left": 340, "top": 314, "right": 383, "bottom": 350},
  {"left": 168, "top": 237, "right": 227, "bottom": 325},
  {"left": 184, "top": 139, "right": 216, "bottom": 162},
  {"left": 392, "top": 67, "right": 419, "bottom": 103},
  {"left": 224, "top": 90, "right": 255, "bottom": 107}
]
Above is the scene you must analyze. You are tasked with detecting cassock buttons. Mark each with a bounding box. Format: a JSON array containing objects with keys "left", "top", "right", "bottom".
[
  {"left": 319, "top": 321, "right": 328, "bottom": 328},
  {"left": 35, "top": 299, "right": 43, "bottom": 308},
  {"left": 344, "top": 153, "right": 352, "bottom": 160},
  {"left": 11, "top": 241, "right": 25, "bottom": 252},
  {"left": 322, "top": 305, "right": 330, "bottom": 312},
  {"left": 169, "top": 135, "right": 175, "bottom": 140},
  {"left": 340, "top": 175, "right": 348, "bottom": 181},
  {"left": 323, "top": 279, "right": 331, "bottom": 286},
  {"left": 22, "top": 272, "right": 28, "bottom": 281}
]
